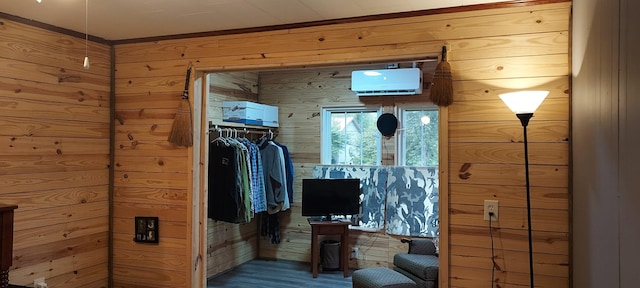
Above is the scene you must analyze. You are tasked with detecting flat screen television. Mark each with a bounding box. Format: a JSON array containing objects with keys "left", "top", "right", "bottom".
[{"left": 302, "top": 178, "right": 361, "bottom": 221}]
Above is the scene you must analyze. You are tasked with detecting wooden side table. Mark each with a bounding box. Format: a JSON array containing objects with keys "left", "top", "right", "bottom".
[
  {"left": 308, "top": 218, "right": 350, "bottom": 278},
  {"left": 0, "top": 205, "right": 18, "bottom": 288}
]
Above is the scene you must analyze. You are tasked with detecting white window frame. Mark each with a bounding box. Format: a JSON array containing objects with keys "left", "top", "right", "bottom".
[
  {"left": 397, "top": 105, "right": 439, "bottom": 166},
  {"left": 321, "top": 106, "right": 382, "bottom": 165}
]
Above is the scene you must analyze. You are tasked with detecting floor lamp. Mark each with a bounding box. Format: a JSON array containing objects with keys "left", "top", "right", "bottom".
[{"left": 499, "top": 90, "right": 549, "bottom": 288}]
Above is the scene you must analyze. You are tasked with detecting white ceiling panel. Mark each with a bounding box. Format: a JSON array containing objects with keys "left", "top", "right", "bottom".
[
  {"left": 247, "top": 0, "right": 323, "bottom": 24},
  {"left": 0, "top": 0, "right": 511, "bottom": 40},
  {"left": 299, "top": 0, "right": 366, "bottom": 19}
]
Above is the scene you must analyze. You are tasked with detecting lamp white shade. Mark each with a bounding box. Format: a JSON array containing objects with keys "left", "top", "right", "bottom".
[{"left": 499, "top": 91, "right": 549, "bottom": 114}]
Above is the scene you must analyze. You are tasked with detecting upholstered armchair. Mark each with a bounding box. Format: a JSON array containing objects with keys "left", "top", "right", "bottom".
[{"left": 393, "top": 238, "right": 439, "bottom": 288}]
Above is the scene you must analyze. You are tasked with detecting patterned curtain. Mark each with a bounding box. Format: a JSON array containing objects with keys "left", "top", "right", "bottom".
[{"left": 312, "top": 165, "right": 439, "bottom": 237}]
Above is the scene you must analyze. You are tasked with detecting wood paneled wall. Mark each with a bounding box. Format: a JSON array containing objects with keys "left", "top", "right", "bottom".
[
  {"left": 114, "top": 2, "right": 571, "bottom": 287},
  {"left": 112, "top": 54, "right": 192, "bottom": 288},
  {"left": 0, "top": 18, "right": 111, "bottom": 287},
  {"left": 256, "top": 64, "right": 431, "bottom": 266}
]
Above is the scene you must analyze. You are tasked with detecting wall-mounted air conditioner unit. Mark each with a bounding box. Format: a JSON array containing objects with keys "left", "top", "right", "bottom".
[{"left": 351, "top": 68, "right": 423, "bottom": 96}]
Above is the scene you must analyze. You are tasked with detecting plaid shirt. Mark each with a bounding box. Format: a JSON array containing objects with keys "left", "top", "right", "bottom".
[{"left": 241, "top": 139, "right": 267, "bottom": 213}]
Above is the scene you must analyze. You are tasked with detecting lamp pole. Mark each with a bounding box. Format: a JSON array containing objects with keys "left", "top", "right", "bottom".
[
  {"left": 499, "top": 91, "right": 548, "bottom": 288},
  {"left": 517, "top": 113, "right": 534, "bottom": 288}
]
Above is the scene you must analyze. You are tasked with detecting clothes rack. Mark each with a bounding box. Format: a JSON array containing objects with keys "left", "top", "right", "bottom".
[
  {"left": 209, "top": 124, "right": 277, "bottom": 140},
  {"left": 207, "top": 122, "right": 292, "bottom": 244}
]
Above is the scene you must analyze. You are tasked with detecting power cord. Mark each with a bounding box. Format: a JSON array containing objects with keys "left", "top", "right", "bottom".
[{"left": 488, "top": 212, "right": 498, "bottom": 287}]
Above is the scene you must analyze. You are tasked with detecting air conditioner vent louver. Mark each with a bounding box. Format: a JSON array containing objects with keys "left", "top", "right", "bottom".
[{"left": 351, "top": 68, "right": 423, "bottom": 96}]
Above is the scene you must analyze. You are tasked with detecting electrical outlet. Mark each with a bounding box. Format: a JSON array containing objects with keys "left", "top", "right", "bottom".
[
  {"left": 351, "top": 247, "right": 359, "bottom": 259},
  {"left": 484, "top": 200, "right": 499, "bottom": 221}
]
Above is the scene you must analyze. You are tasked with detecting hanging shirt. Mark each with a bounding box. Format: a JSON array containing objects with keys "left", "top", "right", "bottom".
[
  {"left": 240, "top": 138, "right": 267, "bottom": 213},
  {"left": 258, "top": 138, "right": 286, "bottom": 214},
  {"left": 208, "top": 139, "right": 241, "bottom": 223},
  {"left": 272, "top": 142, "right": 290, "bottom": 211},
  {"left": 273, "top": 141, "right": 294, "bottom": 204}
]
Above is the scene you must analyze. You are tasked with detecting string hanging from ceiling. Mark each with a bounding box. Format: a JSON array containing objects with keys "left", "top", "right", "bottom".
[{"left": 83, "top": 0, "right": 90, "bottom": 69}]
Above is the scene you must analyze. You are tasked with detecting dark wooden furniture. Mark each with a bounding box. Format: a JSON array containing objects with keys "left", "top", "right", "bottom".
[
  {"left": 0, "top": 205, "right": 18, "bottom": 288},
  {"left": 308, "top": 218, "right": 350, "bottom": 278}
]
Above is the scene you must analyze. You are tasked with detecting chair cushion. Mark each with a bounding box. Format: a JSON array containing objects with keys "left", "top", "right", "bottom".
[
  {"left": 406, "top": 238, "right": 436, "bottom": 255},
  {"left": 352, "top": 267, "right": 417, "bottom": 288},
  {"left": 393, "top": 253, "right": 438, "bottom": 281}
]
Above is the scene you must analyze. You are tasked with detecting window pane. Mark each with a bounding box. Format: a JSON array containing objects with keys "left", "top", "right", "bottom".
[
  {"left": 403, "top": 109, "right": 438, "bottom": 166},
  {"left": 328, "top": 110, "right": 378, "bottom": 165}
]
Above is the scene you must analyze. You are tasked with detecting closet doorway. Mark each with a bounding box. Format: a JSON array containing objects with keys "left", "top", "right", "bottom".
[{"left": 193, "top": 58, "right": 447, "bottom": 287}]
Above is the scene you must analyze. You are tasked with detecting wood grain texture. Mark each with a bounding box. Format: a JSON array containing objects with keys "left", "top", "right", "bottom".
[
  {"left": 12, "top": 232, "right": 108, "bottom": 269},
  {"left": 0, "top": 186, "right": 108, "bottom": 212},
  {"left": 14, "top": 201, "right": 108, "bottom": 230},
  {"left": 0, "top": 138, "right": 109, "bottom": 157},
  {"left": 0, "top": 19, "right": 112, "bottom": 288},
  {"left": 450, "top": 183, "right": 568, "bottom": 210},
  {"left": 112, "top": 265, "right": 187, "bottom": 288},
  {"left": 0, "top": 117, "right": 109, "bottom": 138},
  {"left": 449, "top": 265, "right": 569, "bottom": 288},
  {"left": 12, "top": 217, "right": 109, "bottom": 250},
  {"left": 112, "top": 202, "right": 188, "bottom": 220},
  {"left": 112, "top": 187, "right": 188, "bottom": 205},
  {"left": 114, "top": 155, "right": 188, "bottom": 173},
  {"left": 450, "top": 203, "right": 569, "bottom": 232},
  {"left": 113, "top": 2, "right": 571, "bottom": 287},
  {"left": 0, "top": 96, "right": 109, "bottom": 122},
  {"left": 114, "top": 3, "right": 570, "bottom": 64},
  {"left": 0, "top": 78, "right": 109, "bottom": 108},
  {"left": 0, "top": 154, "right": 109, "bottom": 175},
  {"left": 449, "top": 97, "right": 569, "bottom": 122},
  {"left": 452, "top": 76, "right": 569, "bottom": 102},
  {"left": 111, "top": 233, "right": 186, "bottom": 256},
  {"left": 0, "top": 58, "right": 109, "bottom": 92},
  {"left": 0, "top": 170, "right": 109, "bottom": 194},
  {"left": 0, "top": 18, "right": 111, "bottom": 75},
  {"left": 450, "top": 142, "right": 569, "bottom": 165},
  {"left": 45, "top": 264, "right": 108, "bottom": 288},
  {"left": 112, "top": 217, "right": 187, "bottom": 239},
  {"left": 10, "top": 248, "right": 108, "bottom": 285},
  {"left": 450, "top": 226, "right": 568, "bottom": 255},
  {"left": 449, "top": 120, "right": 569, "bottom": 143},
  {"left": 115, "top": 92, "right": 183, "bottom": 110},
  {"left": 450, "top": 245, "right": 568, "bottom": 277}
]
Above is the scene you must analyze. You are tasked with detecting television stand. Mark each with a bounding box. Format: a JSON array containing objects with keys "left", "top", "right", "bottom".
[
  {"left": 309, "top": 215, "right": 333, "bottom": 221},
  {"left": 307, "top": 218, "right": 350, "bottom": 278}
]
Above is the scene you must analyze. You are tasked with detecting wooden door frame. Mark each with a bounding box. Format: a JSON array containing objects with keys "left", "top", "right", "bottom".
[{"left": 190, "top": 51, "right": 449, "bottom": 287}]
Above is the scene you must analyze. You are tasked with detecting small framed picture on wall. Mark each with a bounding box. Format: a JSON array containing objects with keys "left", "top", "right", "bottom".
[{"left": 134, "top": 216, "right": 159, "bottom": 244}]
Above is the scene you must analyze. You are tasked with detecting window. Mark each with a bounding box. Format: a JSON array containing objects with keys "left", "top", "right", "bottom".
[
  {"left": 321, "top": 107, "right": 381, "bottom": 165},
  {"left": 398, "top": 107, "right": 439, "bottom": 166}
]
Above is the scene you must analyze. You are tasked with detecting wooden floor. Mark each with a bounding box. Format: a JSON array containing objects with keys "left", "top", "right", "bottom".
[{"left": 207, "top": 259, "right": 354, "bottom": 288}]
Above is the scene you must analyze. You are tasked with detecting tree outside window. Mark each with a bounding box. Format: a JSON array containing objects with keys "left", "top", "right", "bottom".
[
  {"left": 323, "top": 108, "right": 380, "bottom": 165},
  {"left": 322, "top": 106, "right": 438, "bottom": 167},
  {"left": 400, "top": 108, "right": 438, "bottom": 166}
]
